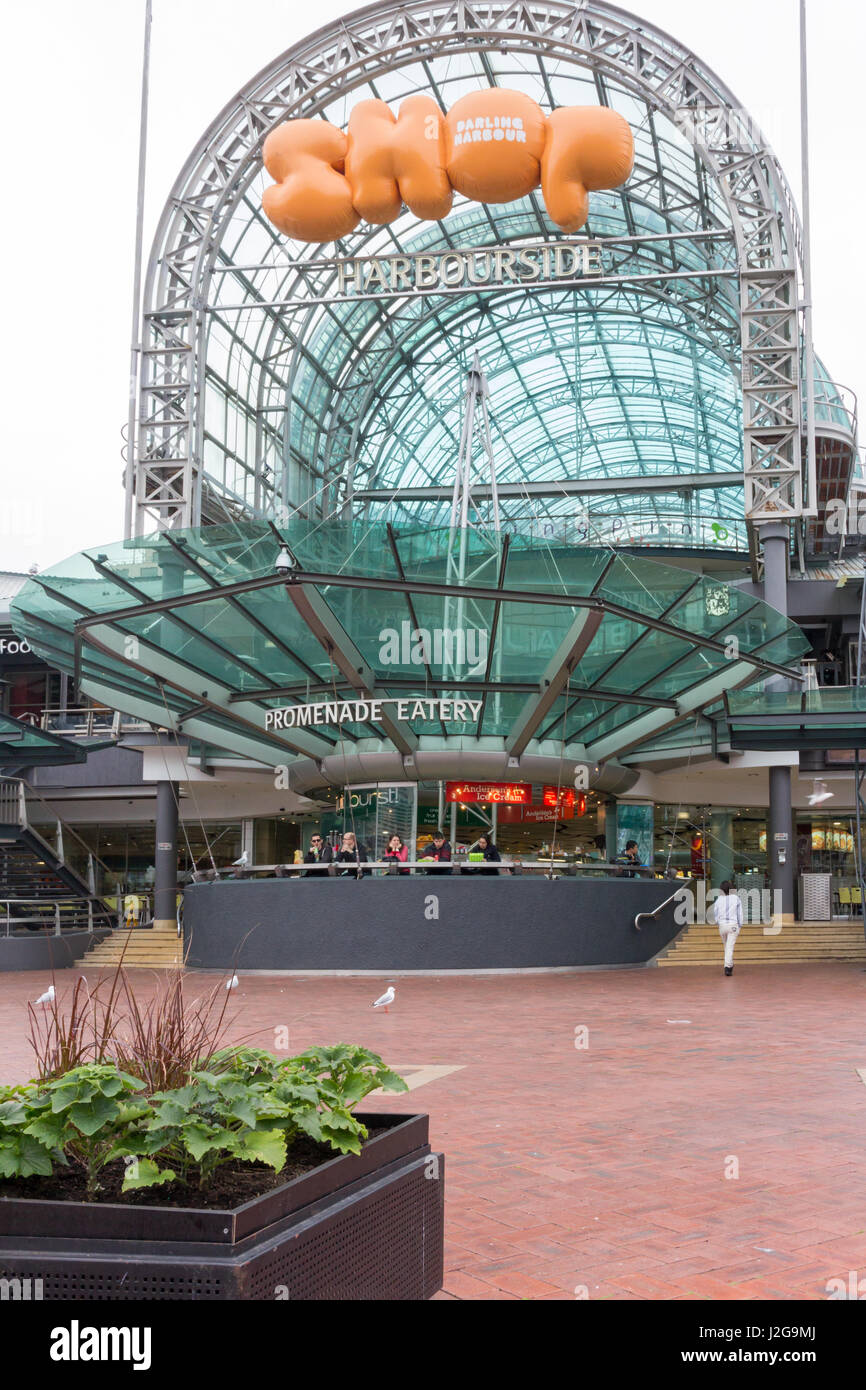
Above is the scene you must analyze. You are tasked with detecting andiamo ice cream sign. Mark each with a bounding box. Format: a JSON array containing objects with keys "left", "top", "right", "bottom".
[{"left": 262, "top": 89, "right": 633, "bottom": 243}]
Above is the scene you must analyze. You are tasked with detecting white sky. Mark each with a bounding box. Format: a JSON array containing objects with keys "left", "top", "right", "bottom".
[{"left": 1, "top": 0, "right": 863, "bottom": 573}]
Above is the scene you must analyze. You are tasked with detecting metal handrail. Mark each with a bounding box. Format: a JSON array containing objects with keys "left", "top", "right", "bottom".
[
  {"left": 38, "top": 706, "right": 150, "bottom": 737},
  {"left": 0, "top": 896, "right": 111, "bottom": 937},
  {"left": 1, "top": 774, "right": 114, "bottom": 880},
  {"left": 634, "top": 879, "right": 695, "bottom": 932},
  {"left": 192, "top": 858, "right": 670, "bottom": 879}
]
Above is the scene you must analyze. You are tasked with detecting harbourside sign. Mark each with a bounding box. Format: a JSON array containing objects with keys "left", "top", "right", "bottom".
[
  {"left": 264, "top": 696, "right": 483, "bottom": 731},
  {"left": 331, "top": 239, "right": 603, "bottom": 298}
]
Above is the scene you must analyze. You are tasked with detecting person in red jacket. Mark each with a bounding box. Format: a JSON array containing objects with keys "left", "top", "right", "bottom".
[{"left": 383, "top": 833, "right": 410, "bottom": 875}]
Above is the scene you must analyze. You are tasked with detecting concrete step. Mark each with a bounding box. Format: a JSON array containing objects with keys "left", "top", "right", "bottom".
[
  {"left": 84, "top": 927, "right": 183, "bottom": 969},
  {"left": 657, "top": 919, "right": 866, "bottom": 967}
]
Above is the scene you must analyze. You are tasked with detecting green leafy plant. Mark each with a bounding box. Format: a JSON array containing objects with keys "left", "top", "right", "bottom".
[
  {"left": 0, "top": 1064, "right": 148, "bottom": 1196},
  {"left": 289, "top": 1043, "right": 409, "bottom": 1109},
  {"left": 0, "top": 1046, "right": 409, "bottom": 1199}
]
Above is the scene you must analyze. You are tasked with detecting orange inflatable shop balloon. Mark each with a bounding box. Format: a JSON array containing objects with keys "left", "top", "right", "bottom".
[
  {"left": 261, "top": 120, "right": 359, "bottom": 243},
  {"left": 346, "top": 95, "right": 452, "bottom": 225},
  {"left": 542, "top": 106, "right": 635, "bottom": 232},
  {"left": 444, "top": 89, "right": 547, "bottom": 205}
]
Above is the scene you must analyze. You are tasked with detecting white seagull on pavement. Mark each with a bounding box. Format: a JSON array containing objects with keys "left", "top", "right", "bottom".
[
  {"left": 35, "top": 985, "right": 55, "bottom": 1006},
  {"left": 226, "top": 974, "right": 239, "bottom": 990},
  {"left": 372, "top": 986, "right": 395, "bottom": 1013}
]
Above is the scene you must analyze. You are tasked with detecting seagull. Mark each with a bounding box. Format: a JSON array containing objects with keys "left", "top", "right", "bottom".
[
  {"left": 35, "top": 985, "right": 55, "bottom": 1006},
  {"left": 226, "top": 974, "right": 239, "bottom": 990},
  {"left": 232, "top": 851, "right": 249, "bottom": 867},
  {"left": 807, "top": 779, "right": 834, "bottom": 807},
  {"left": 372, "top": 986, "right": 395, "bottom": 1013}
]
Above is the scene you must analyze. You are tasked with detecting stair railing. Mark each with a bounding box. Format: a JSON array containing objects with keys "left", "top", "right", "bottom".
[
  {"left": 0, "top": 778, "right": 26, "bottom": 828},
  {"left": 635, "top": 879, "right": 694, "bottom": 932},
  {"left": 0, "top": 897, "right": 108, "bottom": 936},
  {"left": 12, "top": 776, "right": 114, "bottom": 886}
]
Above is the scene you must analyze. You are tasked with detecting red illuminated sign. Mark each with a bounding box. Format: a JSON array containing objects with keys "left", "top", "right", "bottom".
[
  {"left": 543, "top": 786, "right": 574, "bottom": 809},
  {"left": 445, "top": 782, "right": 531, "bottom": 805},
  {"left": 541, "top": 787, "right": 586, "bottom": 819}
]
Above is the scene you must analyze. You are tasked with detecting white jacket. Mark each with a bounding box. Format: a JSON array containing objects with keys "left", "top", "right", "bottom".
[{"left": 714, "top": 892, "right": 743, "bottom": 930}]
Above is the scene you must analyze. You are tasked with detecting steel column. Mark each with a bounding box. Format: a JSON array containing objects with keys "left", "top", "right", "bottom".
[{"left": 154, "top": 779, "right": 179, "bottom": 929}]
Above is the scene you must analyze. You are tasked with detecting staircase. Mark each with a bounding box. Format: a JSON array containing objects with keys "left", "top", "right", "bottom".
[
  {"left": 0, "top": 830, "right": 113, "bottom": 933},
  {"left": 0, "top": 777, "right": 114, "bottom": 971},
  {"left": 83, "top": 921, "right": 183, "bottom": 970},
  {"left": 657, "top": 919, "right": 866, "bottom": 967}
]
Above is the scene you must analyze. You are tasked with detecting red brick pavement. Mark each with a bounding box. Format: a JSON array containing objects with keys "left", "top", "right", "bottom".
[{"left": 2, "top": 963, "right": 866, "bottom": 1301}]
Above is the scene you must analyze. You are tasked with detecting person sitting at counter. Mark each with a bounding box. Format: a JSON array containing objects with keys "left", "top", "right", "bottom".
[
  {"left": 333, "top": 831, "right": 370, "bottom": 877},
  {"left": 419, "top": 830, "right": 452, "bottom": 874},
  {"left": 461, "top": 833, "right": 503, "bottom": 876},
  {"left": 303, "top": 833, "right": 333, "bottom": 877},
  {"left": 615, "top": 840, "right": 643, "bottom": 879},
  {"left": 383, "top": 833, "right": 409, "bottom": 875}
]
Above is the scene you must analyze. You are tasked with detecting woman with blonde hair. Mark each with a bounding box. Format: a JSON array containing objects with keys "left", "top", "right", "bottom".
[{"left": 333, "top": 830, "right": 369, "bottom": 877}]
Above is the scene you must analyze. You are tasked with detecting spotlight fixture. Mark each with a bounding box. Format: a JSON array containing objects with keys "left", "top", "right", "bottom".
[{"left": 807, "top": 779, "right": 834, "bottom": 807}]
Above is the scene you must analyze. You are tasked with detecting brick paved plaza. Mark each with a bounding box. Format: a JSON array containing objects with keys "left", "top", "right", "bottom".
[{"left": 3, "top": 962, "right": 865, "bottom": 1301}]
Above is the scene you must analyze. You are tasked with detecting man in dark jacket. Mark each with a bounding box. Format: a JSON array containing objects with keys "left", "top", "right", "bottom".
[
  {"left": 303, "top": 833, "right": 333, "bottom": 877},
  {"left": 615, "top": 840, "right": 643, "bottom": 879},
  {"left": 419, "top": 830, "right": 452, "bottom": 874}
]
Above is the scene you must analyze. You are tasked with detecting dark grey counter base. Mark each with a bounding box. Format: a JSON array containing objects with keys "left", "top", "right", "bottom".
[
  {"left": 0, "top": 929, "right": 110, "bottom": 973},
  {"left": 183, "top": 877, "right": 684, "bottom": 971}
]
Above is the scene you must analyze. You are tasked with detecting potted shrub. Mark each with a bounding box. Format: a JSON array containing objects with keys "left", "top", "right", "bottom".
[{"left": 0, "top": 973, "right": 443, "bottom": 1300}]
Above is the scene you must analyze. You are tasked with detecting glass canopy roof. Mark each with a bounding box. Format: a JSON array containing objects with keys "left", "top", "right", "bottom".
[
  {"left": 11, "top": 522, "right": 810, "bottom": 773},
  {"left": 172, "top": 11, "right": 858, "bottom": 562},
  {"left": 0, "top": 712, "right": 90, "bottom": 768},
  {"left": 201, "top": 48, "right": 747, "bottom": 544}
]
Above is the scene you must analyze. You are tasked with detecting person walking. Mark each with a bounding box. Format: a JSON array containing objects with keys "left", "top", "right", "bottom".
[{"left": 714, "top": 880, "right": 743, "bottom": 977}]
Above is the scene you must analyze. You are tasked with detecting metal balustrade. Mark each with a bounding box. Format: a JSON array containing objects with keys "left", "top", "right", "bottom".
[
  {"left": 190, "top": 859, "right": 672, "bottom": 880},
  {"left": 38, "top": 706, "right": 150, "bottom": 738},
  {"left": 0, "top": 897, "right": 103, "bottom": 936}
]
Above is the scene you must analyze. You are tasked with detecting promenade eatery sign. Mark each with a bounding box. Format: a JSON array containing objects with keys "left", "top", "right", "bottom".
[{"left": 261, "top": 88, "right": 634, "bottom": 244}]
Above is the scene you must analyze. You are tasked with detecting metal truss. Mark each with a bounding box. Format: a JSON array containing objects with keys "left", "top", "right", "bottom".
[{"left": 132, "top": 0, "right": 810, "bottom": 538}]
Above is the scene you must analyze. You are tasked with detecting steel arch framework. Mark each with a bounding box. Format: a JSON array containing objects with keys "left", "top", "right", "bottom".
[{"left": 131, "top": 0, "right": 807, "bottom": 540}]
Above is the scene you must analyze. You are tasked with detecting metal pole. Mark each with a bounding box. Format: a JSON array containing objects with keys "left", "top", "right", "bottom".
[
  {"left": 154, "top": 779, "right": 179, "bottom": 928},
  {"left": 854, "top": 576, "right": 866, "bottom": 942},
  {"left": 124, "top": 0, "right": 153, "bottom": 541},
  {"left": 761, "top": 523, "right": 797, "bottom": 923},
  {"left": 800, "top": 0, "right": 818, "bottom": 519}
]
